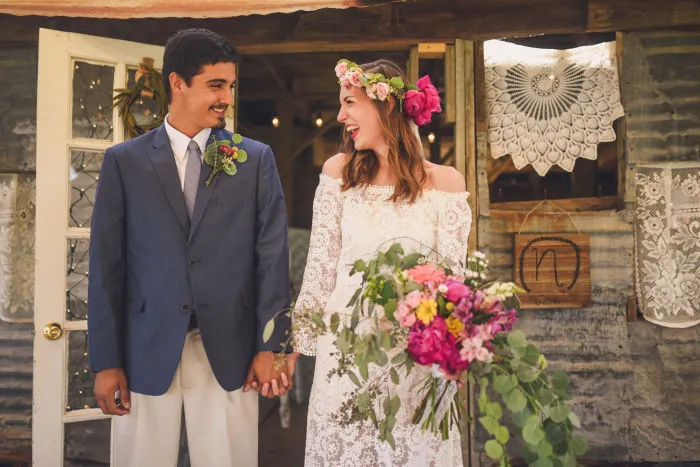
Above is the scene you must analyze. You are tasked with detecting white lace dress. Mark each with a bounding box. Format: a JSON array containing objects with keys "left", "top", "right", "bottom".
[{"left": 294, "top": 174, "right": 472, "bottom": 467}]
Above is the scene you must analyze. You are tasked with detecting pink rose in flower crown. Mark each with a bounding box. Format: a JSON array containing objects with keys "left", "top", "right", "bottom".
[
  {"left": 407, "top": 318, "right": 451, "bottom": 366},
  {"left": 335, "top": 61, "right": 348, "bottom": 78},
  {"left": 375, "top": 82, "right": 391, "bottom": 101},
  {"left": 407, "top": 263, "right": 446, "bottom": 285},
  {"left": 340, "top": 76, "right": 351, "bottom": 89},
  {"left": 365, "top": 83, "right": 378, "bottom": 100},
  {"left": 349, "top": 71, "right": 364, "bottom": 87},
  {"left": 403, "top": 75, "right": 442, "bottom": 126}
]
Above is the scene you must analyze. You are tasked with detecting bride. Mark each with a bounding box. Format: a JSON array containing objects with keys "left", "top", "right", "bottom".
[{"left": 290, "top": 58, "right": 472, "bottom": 466}]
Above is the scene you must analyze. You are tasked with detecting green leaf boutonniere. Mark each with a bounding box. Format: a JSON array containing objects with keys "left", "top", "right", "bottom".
[{"left": 203, "top": 133, "right": 248, "bottom": 186}]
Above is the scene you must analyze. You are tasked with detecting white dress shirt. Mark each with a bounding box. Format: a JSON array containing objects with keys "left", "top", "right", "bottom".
[{"left": 163, "top": 115, "right": 212, "bottom": 191}]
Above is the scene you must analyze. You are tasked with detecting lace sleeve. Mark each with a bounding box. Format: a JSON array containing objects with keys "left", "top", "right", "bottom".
[
  {"left": 293, "top": 175, "right": 343, "bottom": 356},
  {"left": 437, "top": 192, "right": 472, "bottom": 265}
]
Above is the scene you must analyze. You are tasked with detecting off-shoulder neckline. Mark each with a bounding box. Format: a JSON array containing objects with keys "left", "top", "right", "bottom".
[{"left": 319, "top": 173, "right": 470, "bottom": 198}]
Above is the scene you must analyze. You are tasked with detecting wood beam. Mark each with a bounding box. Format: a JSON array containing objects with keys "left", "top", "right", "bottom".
[{"left": 237, "top": 38, "right": 419, "bottom": 55}]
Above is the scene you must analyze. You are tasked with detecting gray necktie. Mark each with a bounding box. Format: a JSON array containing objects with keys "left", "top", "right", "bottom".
[{"left": 183, "top": 140, "right": 202, "bottom": 219}]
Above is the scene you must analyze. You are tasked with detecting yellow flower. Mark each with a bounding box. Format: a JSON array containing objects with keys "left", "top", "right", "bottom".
[
  {"left": 416, "top": 299, "right": 438, "bottom": 325},
  {"left": 446, "top": 316, "right": 464, "bottom": 338},
  {"left": 446, "top": 302, "right": 454, "bottom": 311}
]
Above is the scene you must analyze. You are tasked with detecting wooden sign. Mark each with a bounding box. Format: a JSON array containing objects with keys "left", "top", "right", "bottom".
[{"left": 514, "top": 233, "right": 591, "bottom": 309}]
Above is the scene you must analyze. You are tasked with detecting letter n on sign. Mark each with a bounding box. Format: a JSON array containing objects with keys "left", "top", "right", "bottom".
[{"left": 514, "top": 233, "right": 591, "bottom": 309}]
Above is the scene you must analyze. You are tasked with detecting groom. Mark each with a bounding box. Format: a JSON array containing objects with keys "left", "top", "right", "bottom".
[{"left": 88, "top": 28, "right": 292, "bottom": 466}]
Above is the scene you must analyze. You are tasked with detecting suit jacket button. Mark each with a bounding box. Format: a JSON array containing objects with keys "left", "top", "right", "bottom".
[
  {"left": 188, "top": 258, "right": 198, "bottom": 267},
  {"left": 181, "top": 304, "right": 190, "bottom": 312}
]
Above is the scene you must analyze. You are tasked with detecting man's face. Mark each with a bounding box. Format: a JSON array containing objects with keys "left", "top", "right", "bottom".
[{"left": 175, "top": 61, "right": 236, "bottom": 131}]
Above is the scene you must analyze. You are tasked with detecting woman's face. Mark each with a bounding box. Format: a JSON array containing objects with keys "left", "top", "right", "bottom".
[{"left": 337, "top": 84, "right": 386, "bottom": 153}]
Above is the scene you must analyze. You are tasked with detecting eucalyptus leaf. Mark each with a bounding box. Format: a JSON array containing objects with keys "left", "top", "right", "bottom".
[
  {"left": 523, "top": 345, "right": 541, "bottom": 365},
  {"left": 232, "top": 133, "right": 243, "bottom": 144},
  {"left": 507, "top": 331, "right": 527, "bottom": 349},
  {"left": 544, "top": 423, "right": 566, "bottom": 445},
  {"left": 559, "top": 453, "right": 576, "bottom": 467},
  {"left": 549, "top": 404, "right": 570, "bottom": 423},
  {"left": 505, "top": 388, "right": 528, "bottom": 413},
  {"left": 493, "top": 374, "right": 518, "bottom": 394},
  {"left": 495, "top": 426, "right": 510, "bottom": 444},
  {"left": 568, "top": 412, "right": 581, "bottom": 429},
  {"left": 517, "top": 365, "right": 540, "bottom": 383},
  {"left": 348, "top": 372, "right": 360, "bottom": 387},
  {"left": 401, "top": 253, "right": 422, "bottom": 270},
  {"left": 511, "top": 407, "right": 532, "bottom": 428},
  {"left": 551, "top": 371, "right": 570, "bottom": 392},
  {"left": 484, "top": 440, "right": 504, "bottom": 459},
  {"left": 479, "top": 416, "right": 500, "bottom": 435},
  {"left": 384, "top": 299, "right": 397, "bottom": 321},
  {"left": 530, "top": 459, "right": 553, "bottom": 467},
  {"left": 223, "top": 163, "right": 237, "bottom": 176},
  {"left": 523, "top": 420, "right": 546, "bottom": 445},
  {"left": 569, "top": 435, "right": 588, "bottom": 456},
  {"left": 236, "top": 149, "right": 248, "bottom": 163},
  {"left": 536, "top": 439, "right": 554, "bottom": 458},
  {"left": 330, "top": 313, "right": 340, "bottom": 334},
  {"left": 388, "top": 77, "right": 405, "bottom": 89},
  {"left": 390, "top": 368, "right": 400, "bottom": 384},
  {"left": 262, "top": 319, "right": 275, "bottom": 343}
]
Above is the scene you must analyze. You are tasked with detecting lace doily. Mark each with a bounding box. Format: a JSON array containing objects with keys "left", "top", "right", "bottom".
[
  {"left": 484, "top": 40, "right": 625, "bottom": 176},
  {"left": 635, "top": 164, "right": 700, "bottom": 328},
  {"left": 0, "top": 175, "right": 35, "bottom": 323}
]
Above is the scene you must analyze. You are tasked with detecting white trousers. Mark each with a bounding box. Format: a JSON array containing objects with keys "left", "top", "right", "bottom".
[{"left": 114, "top": 331, "right": 258, "bottom": 467}]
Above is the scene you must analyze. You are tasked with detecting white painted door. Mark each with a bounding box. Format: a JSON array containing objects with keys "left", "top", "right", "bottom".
[{"left": 33, "top": 29, "right": 165, "bottom": 466}]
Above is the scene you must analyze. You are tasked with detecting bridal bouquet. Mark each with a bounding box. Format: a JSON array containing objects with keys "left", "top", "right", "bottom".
[{"left": 266, "top": 243, "right": 587, "bottom": 466}]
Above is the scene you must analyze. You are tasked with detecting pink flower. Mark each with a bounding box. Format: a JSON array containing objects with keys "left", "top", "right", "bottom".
[
  {"left": 349, "top": 71, "right": 363, "bottom": 87},
  {"left": 407, "top": 264, "right": 446, "bottom": 285},
  {"left": 366, "top": 83, "right": 378, "bottom": 100},
  {"left": 375, "top": 82, "right": 391, "bottom": 101},
  {"left": 340, "top": 76, "right": 351, "bottom": 89},
  {"left": 404, "top": 290, "right": 423, "bottom": 309},
  {"left": 395, "top": 302, "right": 416, "bottom": 327},
  {"left": 443, "top": 344, "right": 470, "bottom": 374},
  {"left": 472, "top": 291, "right": 503, "bottom": 315},
  {"left": 407, "top": 318, "right": 450, "bottom": 366},
  {"left": 472, "top": 324, "right": 494, "bottom": 342},
  {"left": 335, "top": 62, "right": 348, "bottom": 78},
  {"left": 403, "top": 75, "right": 442, "bottom": 126},
  {"left": 494, "top": 308, "right": 518, "bottom": 332},
  {"left": 444, "top": 280, "right": 471, "bottom": 303},
  {"left": 459, "top": 336, "right": 484, "bottom": 363}
]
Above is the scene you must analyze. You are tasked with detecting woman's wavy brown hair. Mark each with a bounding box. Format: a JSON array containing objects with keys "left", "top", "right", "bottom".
[{"left": 339, "top": 59, "right": 426, "bottom": 203}]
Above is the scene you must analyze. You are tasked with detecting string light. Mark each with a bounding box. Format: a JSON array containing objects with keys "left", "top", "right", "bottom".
[
  {"left": 272, "top": 116, "right": 280, "bottom": 127},
  {"left": 428, "top": 132, "right": 436, "bottom": 144},
  {"left": 314, "top": 114, "right": 323, "bottom": 128}
]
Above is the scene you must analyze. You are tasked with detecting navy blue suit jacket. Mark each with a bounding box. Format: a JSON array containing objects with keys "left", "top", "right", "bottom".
[{"left": 87, "top": 125, "right": 291, "bottom": 395}]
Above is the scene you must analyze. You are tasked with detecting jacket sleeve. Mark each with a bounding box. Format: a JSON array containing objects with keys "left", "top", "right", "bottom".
[
  {"left": 87, "top": 148, "right": 126, "bottom": 372},
  {"left": 254, "top": 144, "right": 292, "bottom": 352}
]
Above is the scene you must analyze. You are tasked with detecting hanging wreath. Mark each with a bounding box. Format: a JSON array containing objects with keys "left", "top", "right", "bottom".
[{"left": 112, "top": 57, "right": 168, "bottom": 139}]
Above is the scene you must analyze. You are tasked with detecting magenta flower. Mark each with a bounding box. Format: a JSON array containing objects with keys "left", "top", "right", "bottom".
[
  {"left": 444, "top": 280, "right": 472, "bottom": 303},
  {"left": 407, "top": 318, "right": 451, "bottom": 366}
]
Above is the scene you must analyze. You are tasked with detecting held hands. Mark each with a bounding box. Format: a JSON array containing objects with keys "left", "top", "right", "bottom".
[
  {"left": 243, "top": 351, "right": 300, "bottom": 398},
  {"left": 94, "top": 368, "right": 131, "bottom": 415}
]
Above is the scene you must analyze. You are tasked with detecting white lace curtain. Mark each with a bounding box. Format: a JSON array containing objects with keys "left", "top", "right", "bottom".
[
  {"left": 0, "top": 175, "right": 35, "bottom": 323},
  {"left": 635, "top": 164, "right": 700, "bottom": 328},
  {"left": 484, "top": 40, "right": 625, "bottom": 176}
]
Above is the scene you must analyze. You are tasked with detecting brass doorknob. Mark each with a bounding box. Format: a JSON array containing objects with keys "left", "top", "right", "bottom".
[{"left": 43, "top": 322, "right": 63, "bottom": 341}]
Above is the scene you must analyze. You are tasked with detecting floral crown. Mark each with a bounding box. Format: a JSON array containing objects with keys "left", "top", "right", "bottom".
[{"left": 335, "top": 59, "right": 442, "bottom": 126}]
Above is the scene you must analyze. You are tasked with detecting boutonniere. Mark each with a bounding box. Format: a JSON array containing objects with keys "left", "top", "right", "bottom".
[{"left": 203, "top": 133, "right": 248, "bottom": 186}]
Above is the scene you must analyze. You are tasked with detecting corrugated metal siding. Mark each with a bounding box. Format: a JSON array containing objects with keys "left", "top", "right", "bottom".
[
  {"left": 0, "top": 42, "right": 36, "bottom": 456},
  {"left": 474, "top": 29, "right": 700, "bottom": 464},
  {"left": 0, "top": 323, "right": 33, "bottom": 455}
]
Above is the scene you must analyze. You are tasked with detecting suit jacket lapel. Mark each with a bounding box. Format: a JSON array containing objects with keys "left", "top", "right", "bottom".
[
  {"left": 189, "top": 129, "right": 225, "bottom": 242},
  {"left": 148, "top": 125, "right": 190, "bottom": 236}
]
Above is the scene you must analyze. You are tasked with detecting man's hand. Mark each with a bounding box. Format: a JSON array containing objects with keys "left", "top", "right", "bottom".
[
  {"left": 242, "top": 351, "right": 291, "bottom": 398},
  {"left": 94, "top": 368, "right": 130, "bottom": 415}
]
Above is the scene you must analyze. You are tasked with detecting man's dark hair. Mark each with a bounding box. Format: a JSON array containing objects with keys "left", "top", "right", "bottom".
[{"left": 162, "top": 28, "right": 238, "bottom": 103}]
